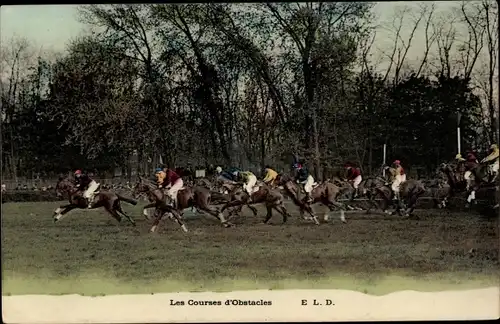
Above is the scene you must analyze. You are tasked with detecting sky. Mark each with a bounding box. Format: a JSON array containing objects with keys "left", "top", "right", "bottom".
[{"left": 1, "top": 2, "right": 458, "bottom": 54}]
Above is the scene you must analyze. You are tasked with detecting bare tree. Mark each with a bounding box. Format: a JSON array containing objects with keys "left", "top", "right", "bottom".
[
  {"left": 0, "top": 36, "right": 35, "bottom": 180},
  {"left": 482, "top": 0, "right": 499, "bottom": 143},
  {"left": 458, "top": 1, "right": 486, "bottom": 79},
  {"left": 415, "top": 3, "right": 437, "bottom": 77}
]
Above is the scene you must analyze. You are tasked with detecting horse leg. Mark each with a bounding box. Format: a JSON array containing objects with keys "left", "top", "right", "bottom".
[
  {"left": 142, "top": 202, "right": 157, "bottom": 220},
  {"left": 104, "top": 206, "right": 123, "bottom": 223},
  {"left": 271, "top": 202, "right": 290, "bottom": 224},
  {"left": 149, "top": 210, "right": 163, "bottom": 233},
  {"left": 198, "top": 204, "right": 233, "bottom": 227},
  {"left": 327, "top": 201, "right": 347, "bottom": 224},
  {"left": 53, "top": 204, "right": 77, "bottom": 223},
  {"left": 301, "top": 204, "right": 320, "bottom": 225},
  {"left": 262, "top": 205, "right": 273, "bottom": 224},
  {"left": 164, "top": 209, "right": 188, "bottom": 233},
  {"left": 114, "top": 200, "right": 136, "bottom": 226},
  {"left": 466, "top": 185, "right": 478, "bottom": 207},
  {"left": 221, "top": 200, "right": 245, "bottom": 214},
  {"left": 247, "top": 204, "right": 258, "bottom": 216}
]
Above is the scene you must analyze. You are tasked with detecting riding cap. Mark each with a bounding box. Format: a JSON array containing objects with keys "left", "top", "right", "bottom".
[
  {"left": 344, "top": 162, "right": 352, "bottom": 168},
  {"left": 455, "top": 153, "right": 462, "bottom": 159},
  {"left": 155, "top": 168, "right": 162, "bottom": 173},
  {"left": 491, "top": 144, "right": 498, "bottom": 150},
  {"left": 216, "top": 166, "right": 222, "bottom": 173},
  {"left": 293, "top": 163, "right": 302, "bottom": 169},
  {"left": 393, "top": 160, "right": 401, "bottom": 165},
  {"left": 74, "top": 170, "right": 82, "bottom": 175}
]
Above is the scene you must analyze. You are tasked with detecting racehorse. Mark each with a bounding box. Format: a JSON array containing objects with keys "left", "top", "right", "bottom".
[
  {"left": 466, "top": 162, "right": 496, "bottom": 207},
  {"left": 210, "top": 179, "right": 260, "bottom": 219},
  {"left": 132, "top": 177, "right": 232, "bottom": 232},
  {"left": 219, "top": 182, "right": 293, "bottom": 224},
  {"left": 53, "top": 175, "right": 137, "bottom": 226},
  {"left": 432, "top": 163, "right": 463, "bottom": 208},
  {"left": 275, "top": 174, "right": 347, "bottom": 225},
  {"left": 358, "top": 176, "right": 425, "bottom": 217}
]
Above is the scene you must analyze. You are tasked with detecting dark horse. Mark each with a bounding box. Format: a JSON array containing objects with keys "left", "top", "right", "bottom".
[
  {"left": 436, "top": 162, "right": 468, "bottom": 208},
  {"left": 466, "top": 162, "right": 496, "bottom": 207},
  {"left": 358, "top": 176, "right": 425, "bottom": 217},
  {"left": 132, "top": 177, "right": 232, "bottom": 232},
  {"left": 276, "top": 174, "right": 347, "bottom": 225},
  {"left": 54, "top": 176, "right": 137, "bottom": 225},
  {"left": 220, "top": 181, "right": 293, "bottom": 224}
]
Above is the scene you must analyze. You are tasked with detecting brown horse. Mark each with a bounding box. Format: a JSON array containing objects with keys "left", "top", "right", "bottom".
[
  {"left": 466, "top": 162, "right": 497, "bottom": 207},
  {"left": 359, "top": 176, "right": 425, "bottom": 217},
  {"left": 132, "top": 177, "right": 233, "bottom": 231},
  {"left": 436, "top": 162, "right": 468, "bottom": 208},
  {"left": 53, "top": 176, "right": 137, "bottom": 226},
  {"left": 276, "top": 174, "right": 347, "bottom": 225},
  {"left": 221, "top": 183, "right": 292, "bottom": 224}
]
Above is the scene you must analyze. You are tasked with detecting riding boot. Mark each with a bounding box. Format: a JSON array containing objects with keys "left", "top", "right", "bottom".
[
  {"left": 306, "top": 192, "right": 313, "bottom": 203},
  {"left": 353, "top": 188, "right": 359, "bottom": 198},
  {"left": 392, "top": 191, "right": 399, "bottom": 201}
]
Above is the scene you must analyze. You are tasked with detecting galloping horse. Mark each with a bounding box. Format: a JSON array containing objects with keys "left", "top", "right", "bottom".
[
  {"left": 53, "top": 176, "right": 137, "bottom": 226},
  {"left": 276, "top": 174, "right": 347, "bottom": 225},
  {"left": 219, "top": 182, "right": 293, "bottom": 224},
  {"left": 466, "top": 162, "right": 496, "bottom": 207},
  {"left": 132, "top": 177, "right": 232, "bottom": 232},
  {"left": 358, "top": 176, "right": 425, "bottom": 217}
]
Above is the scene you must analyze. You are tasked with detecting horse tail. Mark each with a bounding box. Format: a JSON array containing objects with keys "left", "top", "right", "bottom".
[{"left": 116, "top": 194, "right": 138, "bottom": 206}]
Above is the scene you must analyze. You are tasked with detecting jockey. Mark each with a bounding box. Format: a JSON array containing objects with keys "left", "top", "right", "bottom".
[
  {"left": 74, "top": 170, "right": 100, "bottom": 209},
  {"left": 461, "top": 151, "right": 479, "bottom": 187},
  {"left": 480, "top": 144, "right": 499, "bottom": 181},
  {"left": 156, "top": 167, "right": 184, "bottom": 208},
  {"left": 293, "top": 162, "right": 315, "bottom": 203},
  {"left": 234, "top": 170, "right": 258, "bottom": 201},
  {"left": 216, "top": 166, "right": 240, "bottom": 182},
  {"left": 466, "top": 151, "right": 478, "bottom": 164},
  {"left": 344, "top": 163, "right": 362, "bottom": 198},
  {"left": 388, "top": 160, "right": 406, "bottom": 201},
  {"left": 262, "top": 165, "right": 279, "bottom": 187},
  {"left": 455, "top": 153, "right": 466, "bottom": 162}
]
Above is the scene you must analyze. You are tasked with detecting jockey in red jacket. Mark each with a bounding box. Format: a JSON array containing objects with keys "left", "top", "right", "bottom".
[{"left": 344, "top": 163, "right": 362, "bottom": 198}]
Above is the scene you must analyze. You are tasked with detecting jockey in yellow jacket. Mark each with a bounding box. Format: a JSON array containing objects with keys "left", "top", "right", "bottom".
[
  {"left": 481, "top": 144, "right": 499, "bottom": 182},
  {"left": 234, "top": 170, "right": 258, "bottom": 202},
  {"left": 262, "top": 166, "right": 278, "bottom": 187}
]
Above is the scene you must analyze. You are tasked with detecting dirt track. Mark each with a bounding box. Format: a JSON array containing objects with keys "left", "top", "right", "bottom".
[{"left": 1, "top": 201, "right": 499, "bottom": 295}]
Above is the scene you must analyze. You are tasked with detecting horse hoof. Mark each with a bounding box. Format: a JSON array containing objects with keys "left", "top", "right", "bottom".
[{"left": 181, "top": 224, "right": 188, "bottom": 232}]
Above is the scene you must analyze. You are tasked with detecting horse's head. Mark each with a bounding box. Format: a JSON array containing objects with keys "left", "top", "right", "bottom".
[
  {"left": 132, "top": 176, "right": 153, "bottom": 199},
  {"left": 55, "top": 176, "right": 75, "bottom": 198}
]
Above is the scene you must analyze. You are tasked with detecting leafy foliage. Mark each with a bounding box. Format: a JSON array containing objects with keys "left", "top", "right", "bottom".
[{"left": 1, "top": 3, "right": 492, "bottom": 181}]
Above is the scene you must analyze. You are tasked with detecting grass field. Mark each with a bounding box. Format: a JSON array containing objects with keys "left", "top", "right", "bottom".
[{"left": 2, "top": 201, "right": 499, "bottom": 296}]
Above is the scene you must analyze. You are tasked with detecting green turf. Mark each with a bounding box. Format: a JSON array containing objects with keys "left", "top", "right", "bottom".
[{"left": 2, "top": 202, "right": 499, "bottom": 295}]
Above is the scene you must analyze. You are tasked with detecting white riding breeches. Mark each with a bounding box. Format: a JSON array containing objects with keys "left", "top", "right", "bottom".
[
  {"left": 303, "top": 175, "right": 315, "bottom": 193},
  {"left": 167, "top": 179, "right": 184, "bottom": 202},
  {"left": 352, "top": 175, "right": 362, "bottom": 189},
  {"left": 83, "top": 180, "right": 100, "bottom": 199},
  {"left": 243, "top": 174, "right": 257, "bottom": 194},
  {"left": 391, "top": 174, "right": 406, "bottom": 192},
  {"left": 489, "top": 160, "right": 499, "bottom": 176},
  {"left": 464, "top": 171, "right": 472, "bottom": 180}
]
